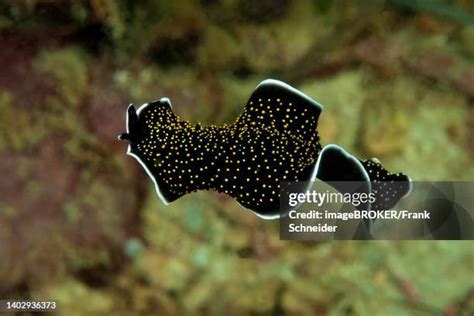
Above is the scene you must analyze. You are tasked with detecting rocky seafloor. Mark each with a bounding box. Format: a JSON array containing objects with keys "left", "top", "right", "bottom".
[{"left": 0, "top": 1, "right": 472, "bottom": 315}]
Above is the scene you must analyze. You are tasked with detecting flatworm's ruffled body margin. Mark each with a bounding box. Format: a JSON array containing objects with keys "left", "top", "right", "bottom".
[
  {"left": 316, "top": 145, "right": 411, "bottom": 230},
  {"left": 119, "top": 79, "right": 411, "bottom": 221}
]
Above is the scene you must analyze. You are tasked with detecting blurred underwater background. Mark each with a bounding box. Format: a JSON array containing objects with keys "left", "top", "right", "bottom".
[{"left": 0, "top": 0, "right": 473, "bottom": 315}]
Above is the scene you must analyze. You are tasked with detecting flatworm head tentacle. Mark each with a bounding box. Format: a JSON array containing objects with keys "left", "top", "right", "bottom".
[
  {"left": 120, "top": 80, "right": 323, "bottom": 218},
  {"left": 124, "top": 100, "right": 176, "bottom": 204}
]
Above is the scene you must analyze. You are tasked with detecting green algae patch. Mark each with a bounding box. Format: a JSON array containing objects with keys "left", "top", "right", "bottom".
[
  {"left": 197, "top": 25, "right": 242, "bottom": 71},
  {"left": 35, "top": 48, "right": 88, "bottom": 110},
  {"left": 39, "top": 279, "right": 115, "bottom": 316},
  {"left": 0, "top": 91, "right": 47, "bottom": 151}
]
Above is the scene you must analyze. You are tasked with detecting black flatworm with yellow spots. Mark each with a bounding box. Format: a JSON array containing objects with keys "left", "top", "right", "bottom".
[{"left": 119, "top": 79, "right": 411, "bottom": 220}]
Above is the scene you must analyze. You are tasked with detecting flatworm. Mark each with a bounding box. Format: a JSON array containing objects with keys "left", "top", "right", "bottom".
[{"left": 119, "top": 79, "right": 411, "bottom": 221}]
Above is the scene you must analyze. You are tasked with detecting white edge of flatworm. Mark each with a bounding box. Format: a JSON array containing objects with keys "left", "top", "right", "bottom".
[
  {"left": 312, "top": 144, "right": 370, "bottom": 183},
  {"left": 405, "top": 176, "right": 413, "bottom": 197},
  {"left": 126, "top": 101, "right": 171, "bottom": 205},
  {"left": 247, "top": 204, "right": 280, "bottom": 220},
  {"left": 312, "top": 144, "right": 371, "bottom": 206},
  {"left": 257, "top": 79, "right": 324, "bottom": 111},
  {"left": 312, "top": 144, "right": 373, "bottom": 230},
  {"left": 152, "top": 97, "right": 172, "bottom": 109}
]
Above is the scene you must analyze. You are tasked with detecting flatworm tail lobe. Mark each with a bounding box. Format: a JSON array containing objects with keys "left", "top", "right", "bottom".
[
  {"left": 361, "top": 159, "right": 412, "bottom": 211},
  {"left": 315, "top": 146, "right": 412, "bottom": 231}
]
